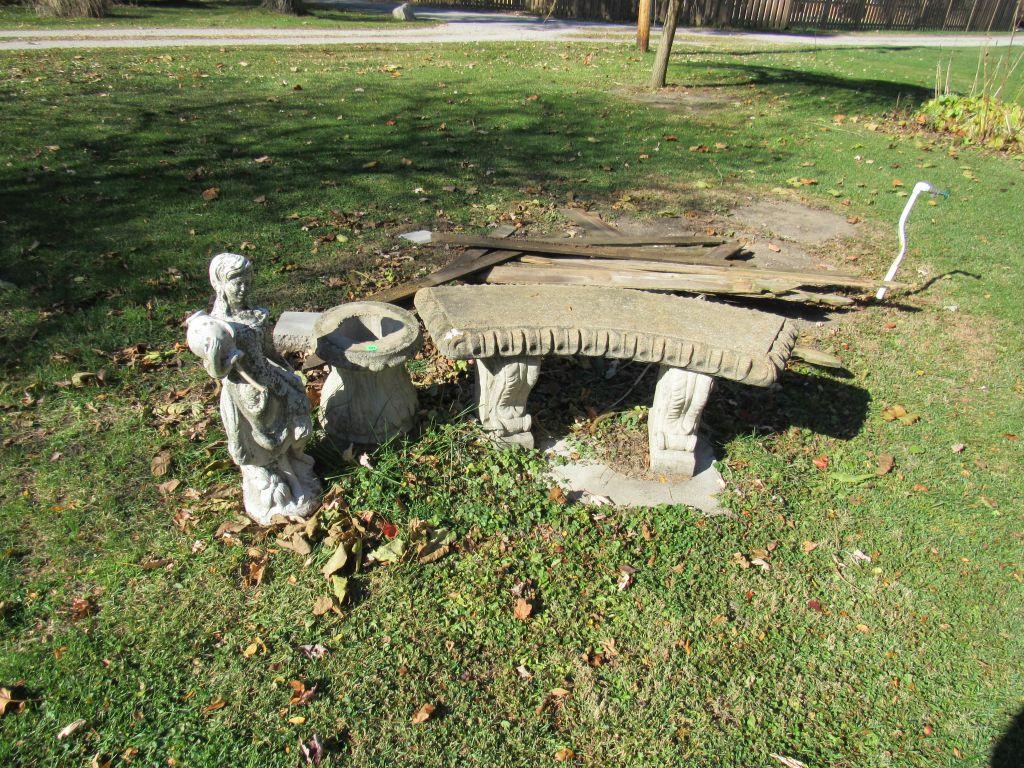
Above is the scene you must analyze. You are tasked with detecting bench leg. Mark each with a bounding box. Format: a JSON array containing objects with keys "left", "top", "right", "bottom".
[
  {"left": 475, "top": 356, "right": 541, "bottom": 448},
  {"left": 648, "top": 366, "right": 714, "bottom": 477}
]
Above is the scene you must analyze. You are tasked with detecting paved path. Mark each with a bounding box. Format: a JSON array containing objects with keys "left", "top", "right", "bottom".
[{"left": 1, "top": 2, "right": 1020, "bottom": 51}]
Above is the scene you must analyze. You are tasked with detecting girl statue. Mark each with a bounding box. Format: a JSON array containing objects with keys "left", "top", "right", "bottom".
[{"left": 186, "top": 253, "right": 320, "bottom": 525}]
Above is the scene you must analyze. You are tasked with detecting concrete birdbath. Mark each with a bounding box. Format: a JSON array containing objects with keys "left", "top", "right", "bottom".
[{"left": 314, "top": 301, "right": 422, "bottom": 445}]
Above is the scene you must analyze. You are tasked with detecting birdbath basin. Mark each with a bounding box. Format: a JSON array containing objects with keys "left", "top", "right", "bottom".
[{"left": 314, "top": 301, "right": 422, "bottom": 445}]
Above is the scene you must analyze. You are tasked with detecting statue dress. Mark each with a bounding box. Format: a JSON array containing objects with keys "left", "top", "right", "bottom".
[{"left": 186, "top": 255, "right": 320, "bottom": 524}]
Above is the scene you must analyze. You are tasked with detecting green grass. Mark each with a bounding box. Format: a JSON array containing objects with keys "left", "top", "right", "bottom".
[
  {"left": 0, "top": 0, "right": 429, "bottom": 29},
  {"left": 1, "top": 41, "right": 1023, "bottom": 767}
]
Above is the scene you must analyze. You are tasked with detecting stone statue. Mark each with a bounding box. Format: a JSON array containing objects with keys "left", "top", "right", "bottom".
[{"left": 186, "top": 253, "right": 320, "bottom": 525}]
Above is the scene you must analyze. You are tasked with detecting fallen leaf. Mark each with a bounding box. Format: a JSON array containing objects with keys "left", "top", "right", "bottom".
[
  {"left": 242, "top": 637, "right": 267, "bottom": 658},
  {"left": 513, "top": 597, "right": 534, "bottom": 621},
  {"left": 801, "top": 541, "right": 819, "bottom": 554},
  {"left": 288, "top": 715, "right": 306, "bottom": 725},
  {"left": 299, "top": 733, "right": 325, "bottom": 765},
  {"left": 70, "top": 596, "right": 96, "bottom": 620},
  {"left": 856, "top": 623, "right": 870, "bottom": 633},
  {"left": 201, "top": 697, "right": 227, "bottom": 714},
  {"left": 298, "top": 644, "right": 329, "bottom": 660},
  {"left": 201, "top": 187, "right": 220, "bottom": 201},
  {"left": 617, "top": 564, "right": 636, "bottom": 591},
  {"left": 951, "top": 443, "right": 966, "bottom": 454},
  {"left": 288, "top": 680, "right": 318, "bottom": 706},
  {"left": 554, "top": 747, "right": 575, "bottom": 762},
  {"left": 311, "top": 595, "right": 337, "bottom": 617},
  {"left": 770, "top": 755, "right": 807, "bottom": 768},
  {"left": 242, "top": 553, "right": 267, "bottom": 589},
  {"left": 367, "top": 537, "right": 405, "bottom": 564},
  {"left": 321, "top": 545, "right": 349, "bottom": 577},
  {"left": 330, "top": 575, "right": 349, "bottom": 603},
  {"left": 548, "top": 485, "right": 568, "bottom": 505},
  {"left": 276, "top": 531, "right": 313, "bottom": 556},
  {"left": 57, "top": 718, "right": 86, "bottom": 739},
  {"left": 807, "top": 599, "right": 824, "bottom": 613},
  {"left": 0, "top": 686, "right": 26, "bottom": 716},
  {"left": 157, "top": 478, "right": 180, "bottom": 496},
  {"left": 767, "top": 243, "right": 781, "bottom": 252},
  {"left": 812, "top": 455, "right": 829, "bottom": 470},
  {"left": 411, "top": 703, "right": 435, "bottom": 724},
  {"left": 875, "top": 453, "right": 895, "bottom": 476},
  {"left": 150, "top": 450, "right": 172, "bottom": 477}
]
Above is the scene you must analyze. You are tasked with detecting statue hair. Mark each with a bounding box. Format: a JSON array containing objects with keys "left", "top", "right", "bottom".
[{"left": 209, "top": 252, "right": 252, "bottom": 316}]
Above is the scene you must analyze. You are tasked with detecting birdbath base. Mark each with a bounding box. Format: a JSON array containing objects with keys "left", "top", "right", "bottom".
[{"left": 314, "top": 301, "right": 422, "bottom": 446}]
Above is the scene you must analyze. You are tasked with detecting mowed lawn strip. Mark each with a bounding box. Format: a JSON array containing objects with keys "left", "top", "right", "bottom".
[
  {"left": 0, "top": 41, "right": 1022, "bottom": 767},
  {"left": 0, "top": 0, "right": 430, "bottom": 30}
]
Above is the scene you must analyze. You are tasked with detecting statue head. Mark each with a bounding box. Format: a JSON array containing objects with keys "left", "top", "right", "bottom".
[
  {"left": 186, "top": 311, "right": 240, "bottom": 379},
  {"left": 209, "top": 252, "right": 253, "bottom": 317}
]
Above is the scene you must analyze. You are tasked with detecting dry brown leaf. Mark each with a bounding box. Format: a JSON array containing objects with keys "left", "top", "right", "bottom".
[
  {"left": 57, "top": 718, "right": 86, "bottom": 739},
  {"left": 770, "top": 756, "right": 807, "bottom": 768},
  {"left": 0, "top": 687, "right": 26, "bottom": 716},
  {"left": 288, "top": 680, "right": 318, "bottom": 706},
  {"left": 554, "top": 747, "right": 575, "bottom": 762},
  {"left": 70, "top": 596, "right": 96, "bottom": 621},
  {"left": 242, "top": 636, "right": 267, "bottom": 658},
  {"left": 881, "top": 404, "right": 907, "bottom": 422},
  {"left": 411, "top": 703, "right": 435, "bottom": 724},
  {"left": 548, "top": 485, "right": 568, "bottom": 505},
  {"left": 801, "top": 541, "right": 819, "bottom": 554},
  {"left": 202, "top": 697, "right": 227, "bottom": 714},
  {"left": 150, "top": 450, "right": 172, "bottom": 477},
  {"left": 201, "top": 187, "right": 220, "bottom": 201},
  {"left": 311, "top": 595, "right": 337, "bottom": 617},
  {"left": 157, "top": 478, "right": 180, "bottom": 496},
  {"left": 513, "top": 597, "right": 534, "bottom": 621},
  {"left": 876, "top": 453, "right": 895, "bottom": 476}
]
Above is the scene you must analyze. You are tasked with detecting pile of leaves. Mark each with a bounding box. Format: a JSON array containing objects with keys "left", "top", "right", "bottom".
[
  {"left": 914, "top": 94, "right": 1024, "bottom": 153},
  {"left": 282, "top": 486, "right": 457, "bottom": 615}
]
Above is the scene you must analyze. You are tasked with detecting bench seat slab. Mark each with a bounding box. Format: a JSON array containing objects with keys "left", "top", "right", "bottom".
[{"left": 415, "top": 285, "right": 797, "bottom": 387}]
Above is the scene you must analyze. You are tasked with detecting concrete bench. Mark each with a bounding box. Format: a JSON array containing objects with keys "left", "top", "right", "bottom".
[{"left": 414, "top": 285, "right": 798, "bottom": 476}]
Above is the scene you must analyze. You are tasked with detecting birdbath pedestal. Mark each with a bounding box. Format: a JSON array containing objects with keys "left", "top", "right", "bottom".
[{"left": 314, "top": 301, "right": 422, "bottom": 445}]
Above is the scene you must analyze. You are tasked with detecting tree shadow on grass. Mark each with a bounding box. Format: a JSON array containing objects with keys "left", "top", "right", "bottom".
[
  {"left": 992, "top": 706, "right": 1024, "bottom": 768},
  {"left": 0, "top": 55, "right": 932, "bottom": 373},
  {"left": 667, "top": 59, "right": 933, "bottom": 111}
]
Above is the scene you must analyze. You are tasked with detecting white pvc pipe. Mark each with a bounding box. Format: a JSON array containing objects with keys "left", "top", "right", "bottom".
[{"left": 877, "top": 181, "right": 934, "bottom": 300}]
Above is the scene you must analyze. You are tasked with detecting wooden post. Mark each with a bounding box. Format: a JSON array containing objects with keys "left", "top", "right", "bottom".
[
  {"left": 638, "top": 0, "right": 653, "bottom": 52},
  {"left": 650, "top": 0, "right": 682, "bottom": 89}
]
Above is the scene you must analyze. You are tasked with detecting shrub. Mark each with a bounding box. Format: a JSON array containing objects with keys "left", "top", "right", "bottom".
[
  {"left": 34, "top": 0, "right": 109, "bottom": 17},
  {"left": 916, "top": 94, "right": 1024, "bottom": 153}
]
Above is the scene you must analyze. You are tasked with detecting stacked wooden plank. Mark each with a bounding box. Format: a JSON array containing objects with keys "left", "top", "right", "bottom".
[{"left": 369, "top": 212, "right": 901, "bottom": 308}]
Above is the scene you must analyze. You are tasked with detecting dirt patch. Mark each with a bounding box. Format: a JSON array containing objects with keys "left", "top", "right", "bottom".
[
  {"left": 616, "top": 86, "right": 743, "bottom": 115},
  {"left": 728, "top": 199, "right": 858, "bottom": 245}
]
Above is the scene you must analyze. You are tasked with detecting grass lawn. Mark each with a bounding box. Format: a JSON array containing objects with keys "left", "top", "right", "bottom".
[
  {"left": 0, "top": 0, "right": 429, "bottom": 30},
  {"left": 1, "top": 39, "right": 1023, "bottom": 767}
]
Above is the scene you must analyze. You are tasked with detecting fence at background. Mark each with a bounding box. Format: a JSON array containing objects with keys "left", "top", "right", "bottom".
[{"left": 413, "top": 0, "right": 1022, "bottom": 30}]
